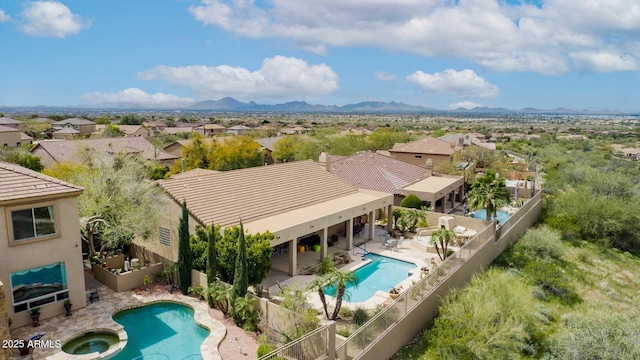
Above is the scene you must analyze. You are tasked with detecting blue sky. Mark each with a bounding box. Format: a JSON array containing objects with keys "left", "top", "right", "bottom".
[{"left": 1, "top": 0, "right": 640, "bottom": 110}]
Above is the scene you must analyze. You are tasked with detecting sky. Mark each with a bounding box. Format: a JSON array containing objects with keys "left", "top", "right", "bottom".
[{"left": 1, "top": 0, "right": 640, "bottom": 110}]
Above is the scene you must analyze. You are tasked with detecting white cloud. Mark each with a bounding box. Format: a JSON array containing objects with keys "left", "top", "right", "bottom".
[
  {"left": 406, "top": 69, "right": 499, "bottom": 98},
  {"left": 375, "top": 71, "right": 396, "bottom": 81},
  {"left": 0, "top": 10, "right": 10, "bottom": 23},
  {"left": 19, "top": 1, "right": 91, "bottom": 38},
  {"left": 449, "top": 101, "right": 482, "bottom": 110},
  {"left": 79, "top": 88, "right": 195, "bottom": 106},
  {"left": 137, "top": 56, "right": 339, "bottom": 100},
  {"left": 570, "top": 51, "right": 638, "bottom": 73},
  {"left": 188, "top": 0, "right": 640, "bottom": 74}
]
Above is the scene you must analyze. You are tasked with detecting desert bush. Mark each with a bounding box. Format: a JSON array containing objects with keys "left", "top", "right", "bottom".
[
  {"left": 352, "top": 308, "right": 370, "bottom": 327},
  {"left": 524, "top": 261, "right": 581, "bottom": 305},
  {"left": 400, "top": 194, "right": 424, "bottom": 209},
  {"left": 425, "top": 269, "right": 546, "bottom": 359}
]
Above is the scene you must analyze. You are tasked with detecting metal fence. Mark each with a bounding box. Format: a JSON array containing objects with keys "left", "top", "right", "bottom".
[
  {"left": 258, "top": 324, "right": 330, "bottom": 360},
  {"left": 335, "top": 222, "right": 495, "bottom": 360}
]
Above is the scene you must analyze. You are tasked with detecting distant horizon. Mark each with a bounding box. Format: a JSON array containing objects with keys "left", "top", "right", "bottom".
[{"left": 2, "top": 2, "right": 640, "bottom": 111}]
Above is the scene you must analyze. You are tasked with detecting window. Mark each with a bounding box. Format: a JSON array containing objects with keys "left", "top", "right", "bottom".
[
  {"left": 159, "top": 227, "right": 171, "bottom": 246},
  {"left": 10, "top": 205, "right": 56, "bottom": 241},
  {"left": 414, "top": 155, "right": 423, "bottom": 159},
  {"left": 10, "top": 262, "right": 68, "bottom": 312}
]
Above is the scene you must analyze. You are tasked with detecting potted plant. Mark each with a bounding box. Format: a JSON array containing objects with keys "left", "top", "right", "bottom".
[
  {"left": 144, "top": 275, "right": 152, "bottom": 292},
  {"left": 30, "top": 307, "right": 41, "bottom": 327},
  {"left": 389, "top": 286, "right": 402, "bottom": 299},
  {"left": 18, "top": 340, "right": 30, "bottom": 355},
  {"left": 420, "top": 266, "right": 430, "bottom": 275},
  {"left": 63, "top": 300, "right": 72, "bottom": 316}
]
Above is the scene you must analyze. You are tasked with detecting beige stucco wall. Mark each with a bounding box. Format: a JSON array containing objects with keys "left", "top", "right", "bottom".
[
  {"left": 0, "top": 131, "right": 21, "bottom": 148},
  {"left": 135, "top": 197, "right": 201, "bottom": 262},
  {"left": 388, "top": 152, "right": 452, "bottom": 169},
  {"left": 0, "top": 196, "right": 87, "bottom": 328},
  {"left": 0, "top": 282, "right": 11, "bottom": 360}
]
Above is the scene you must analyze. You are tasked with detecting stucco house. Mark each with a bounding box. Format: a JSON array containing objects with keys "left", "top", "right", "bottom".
[
  {"left": 0, "top": 117, "right": 21, "bottom": 129},
  {"left": 227, "top": 125, "right": 252, "bottom": 135},
  {"left": 30, "top": 137, "right": 178, "bottom": 168},
  {"left": 0, "top": 125, "right": 29, "bottom": 148},
  {"left": 93, "top": 124, "right": 152, "bottom": 138},
  {"left": 325, "top": 151, "right": 465, "bottom": 213},
  {"left": 388, "top": 137, "right": 463, "bottom": 169},
  {"left": 193, "top": 124, "right": 226, "bottom": 137},
  {"left": 0, "top": 162, "right": 86, "bottom": 328},
  {"left": 53, "top": 118, "right": 96, "bottom": 137},
  {"left": 148, "top": 160, "right": 393, "bottom": 277}
]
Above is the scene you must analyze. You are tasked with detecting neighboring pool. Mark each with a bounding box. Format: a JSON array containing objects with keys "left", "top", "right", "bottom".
[
  {"left": 472, "top": 209, "right": 511, "bottom": 224},
  {"left": 111, "top": 302, "right": 209, "bottom": 360},
  {"left": 324, "top": 253, "right": 415, "bottom": 303}
]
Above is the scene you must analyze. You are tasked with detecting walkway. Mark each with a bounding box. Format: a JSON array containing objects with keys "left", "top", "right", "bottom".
[{"left": 10, "top": 269, "right": 226, "bottom": 360}]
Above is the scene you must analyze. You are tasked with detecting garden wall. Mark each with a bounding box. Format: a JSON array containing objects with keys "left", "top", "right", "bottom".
[{"left": 92, "top": 262, "right": 163, "bottom": 292}]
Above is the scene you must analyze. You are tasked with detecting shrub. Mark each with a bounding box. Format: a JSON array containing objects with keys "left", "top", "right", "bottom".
[
  {"left": 338, "top": 306, "right": 353, "bottom": 319},
  {"left": 257, "top": 343, "right": 276, "bottom": 357},
  {"left": 336, "top": 327, "right": 352, "bottom": 337},
  {"left": 524, "top": 261, "right": 581, "bottom": 305},
  {"left": 352, "top": 308, "right": 370, "bottom": 327},
  {"left": 517, "top": 226, "right": 564, "bottom": 260},
  {"left": 232, "top": 294, "right": 260, "bottom": 331},
  {"left": 400, "top": 194, "right": 424, "bottom": 209}
]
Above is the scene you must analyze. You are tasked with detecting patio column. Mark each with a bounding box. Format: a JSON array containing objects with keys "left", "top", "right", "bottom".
[
  {"left": 288, "top": 238, "right": 297, "bottom": 276},
  {"left": 368, "top": 210, "right": 375, "bottom": 240},
  {"left": 386, "top": 204, "right": 393, "bottom": 233},
  {"left": 320, "top": 227, "right": 328, "bottom": 260},
  {"left": 450, "top": 191, "right": 455, "bottom": 209},
  {"left": 346, "top": 217, "right": 353, "bottom": 250},
  {"left": 440, "top": 196, "right": 446, "bottom": 213}
]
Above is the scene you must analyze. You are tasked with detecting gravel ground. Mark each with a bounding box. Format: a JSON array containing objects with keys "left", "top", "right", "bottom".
[{"left": 210, "top": 308, "right": 259, "bottom": 359}]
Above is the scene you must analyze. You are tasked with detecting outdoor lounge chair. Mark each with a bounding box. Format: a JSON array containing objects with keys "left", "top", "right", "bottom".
[
  {"left": 396, "top": 236, "right": 406, "bottom": 249},
  {"left": 380, "top": 235, "right": 392, "bottom": 249}
]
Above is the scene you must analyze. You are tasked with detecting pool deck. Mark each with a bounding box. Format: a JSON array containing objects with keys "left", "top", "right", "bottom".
[{"left": 9, "top": 270, "right": 226, "bottom": 360}]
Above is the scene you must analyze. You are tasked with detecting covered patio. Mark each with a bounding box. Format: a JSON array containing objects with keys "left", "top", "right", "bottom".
[{"left": 400, "top": 175, "right": 465, "bottom": 213}]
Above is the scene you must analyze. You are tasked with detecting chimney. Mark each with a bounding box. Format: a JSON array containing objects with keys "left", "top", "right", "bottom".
[
  {"left": 450, "top": 141, "right": 456, "bottom": 149},
  {"left": 425, "top": 158, "right": 434, "bottom": 176},
  {"left": 458, "top": 137, "right": 464, "bottom": 147},
  {"left": 319, "top": 152, "right": 331, "bottom": 172}
]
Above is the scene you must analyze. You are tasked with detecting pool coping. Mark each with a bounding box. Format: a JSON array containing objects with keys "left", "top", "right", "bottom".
[{"left": 17, "top": 293, "right": 226, "bottom": 360}]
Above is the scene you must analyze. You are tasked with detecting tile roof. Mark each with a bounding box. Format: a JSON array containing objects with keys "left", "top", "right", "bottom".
[
  {"left": 31, "top": 138, "right": 178, "bottom": 164},
  {"left": 390, "top": 137, "right": 462, "bottom": 155},
  {"left": 54, "top": 127, "right": 81, "bottom": 134},
  {"left": 161, "top": 127, "right": 194, "bottom": 134},
  {"left": 0, "top": 117, "right": 20, "bottom": 125},
  {"left": 329, "top": 151, "right": 428, "bottom": 194},
  {"left": 0, "top": 161, "right": 83, "bottom": 203},
  {"left": 55, "top": 118, "right": 96, "bottom": 125},
  {"left": 158, "top": 160, "right": 359, "bottom": 227},
  {"left": 0, "top": 125, "right": 19, "bottom": 133},
  {"left": 255, "top": 136, "right": 284, "bottom": 151}
]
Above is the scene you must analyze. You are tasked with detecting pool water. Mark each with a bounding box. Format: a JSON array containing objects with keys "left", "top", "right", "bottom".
[
  {"left": 472, "top": 209, "right": 511, "bottom": 224},
  {"left": 324, "top": 253, "right": 415, "bottom": 303},
  {"left": 112, "top": 302, "right": 209, "bottom": 360},
  {"left": 62, "top": 331, "right": 119, "bottom": 355}
]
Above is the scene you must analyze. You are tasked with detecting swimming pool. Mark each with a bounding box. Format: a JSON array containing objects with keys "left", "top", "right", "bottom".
[
  {"left": 472, "top": 209, "right": 511, "bottom": 224},
  {"left": 111, "top": 302, "right": 209, "bottom": 360},
  {"left": 324, "top": 253, "right": 415, "bottom": 303}
]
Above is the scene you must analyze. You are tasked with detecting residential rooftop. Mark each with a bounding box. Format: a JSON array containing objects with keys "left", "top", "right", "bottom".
[{"left": 0, "top": 161, "right": 83, "bottom": 203}]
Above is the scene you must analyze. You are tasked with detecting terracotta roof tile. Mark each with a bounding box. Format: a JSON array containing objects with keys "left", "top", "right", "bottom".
[
  {"left": 159, "top": 160, "right": 358, "bottom": 227},
  {"left": 390, "top": 137, "right": 462, "bottom": 155},
  {"left": 329, "top": 151, "right": 428, "bottom": 194},
  {"left": 0, "top": 161, "right": 83, "bottom": 203},
  {"left": 31, "top": 138, "right": 178, "bottom": 164}
]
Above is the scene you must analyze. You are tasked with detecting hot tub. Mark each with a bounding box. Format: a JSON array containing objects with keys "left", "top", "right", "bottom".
[{"left": 62, "top": 330, "right": 120, "bottom": 356}]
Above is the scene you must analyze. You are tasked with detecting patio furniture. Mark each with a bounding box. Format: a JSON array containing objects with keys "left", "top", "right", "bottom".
[
  {"left": 389, "top": 240, "right": 399, "bottom": 252},
  {"left": 380, "top": 236, "right": 392, "bottom": 249},
  {"left": 89, "top": 289, "right": 99, "bottom": 303},
  {"left": 396, "top": 236, "right": 406, "bottom": 249}
]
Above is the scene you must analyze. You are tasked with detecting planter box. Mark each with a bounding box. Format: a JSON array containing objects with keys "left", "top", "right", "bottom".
[{"left": 93, "top": 262, "right": 163, "bottom": 292}]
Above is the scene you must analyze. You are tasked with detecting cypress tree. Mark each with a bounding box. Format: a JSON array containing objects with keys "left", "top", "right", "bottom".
[
  {"left": 232, "top": 221, "right": 249, "bottom": 301},
  {"left": 206, "top": 224, "right": 217, "bottom": 308},
  {"left": 177, "top": 200, "right": 192, "bottom": 294}
]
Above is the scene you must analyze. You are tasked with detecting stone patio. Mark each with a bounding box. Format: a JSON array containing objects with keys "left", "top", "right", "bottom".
[{"left": 9, "top": 270, "right": 226, "bottom": 360}]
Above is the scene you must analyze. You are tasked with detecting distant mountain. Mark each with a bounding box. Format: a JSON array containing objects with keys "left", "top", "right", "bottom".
[{"left": 189, "top": 98, "right": 431, "bottom": 112}]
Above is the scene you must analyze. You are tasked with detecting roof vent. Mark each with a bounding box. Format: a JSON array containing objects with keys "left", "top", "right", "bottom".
[{"left": 33, "top": 184, "right": 50, "bottom": 189}]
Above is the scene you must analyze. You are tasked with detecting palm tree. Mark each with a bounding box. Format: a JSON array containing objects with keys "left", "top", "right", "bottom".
[
  {"left": 306, "top": 267, "right": 359, "bottom": 321},
  {"left": 467, "top": 172, "right": 511, "bottom": 221},
  {"left": 329, "top": 270, "right": 359, "bottom": 320},
  {"left": 430, "top": 228, "right": 457, "bottom": 261},
  {"left": 403, "top": 208, "right": 428, "bottom": 232}
]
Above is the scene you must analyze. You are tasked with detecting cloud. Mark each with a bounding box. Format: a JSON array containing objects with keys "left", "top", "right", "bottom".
[
  {"left": 375, "top": 71, "right": 396, "bottom": 81},
  {"left": 188, "top": 0, "right": 640, "bottom": 74},
  {"left": 19, "top": 1, "right": 91, "bottom": 38},
  {"left": 79, "top": 88, "right": 195, "bottom": 106},
  {"left": 449, "top": 101, "right": 482, "bottom": 110},
  {"left": 137, "top": 56, "right": 339, "bottom": 100},
  {"left": 0, "top": 10, "right": 10, "bottom": 23},
  {"left": 406, "top": 69, "right": 499, "bottom": 98}
]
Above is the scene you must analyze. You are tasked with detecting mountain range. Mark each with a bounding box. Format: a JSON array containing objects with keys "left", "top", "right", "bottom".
[{"left": 0, "top": 97, "right": 630, "bottom": 115}]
